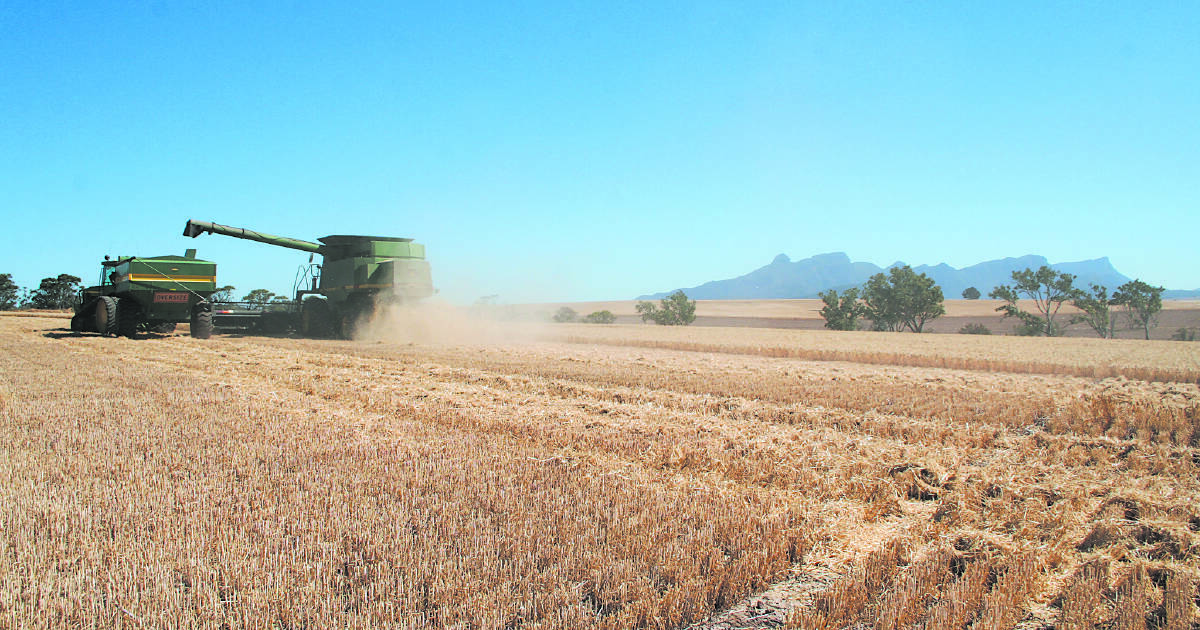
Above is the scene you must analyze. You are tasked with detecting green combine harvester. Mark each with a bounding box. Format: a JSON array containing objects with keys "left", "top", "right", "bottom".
[
  {"left": 71, "top": 249, "right": 217, "bottom": 338},
  {"left": 182, "top": 220, "right": 434, "bottom": 338}
]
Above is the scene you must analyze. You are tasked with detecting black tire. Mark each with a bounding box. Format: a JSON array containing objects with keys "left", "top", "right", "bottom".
[
  {"left": 190, "top": 302, "right": 213, "bottom": 339},
  {"left": 301, "top": 299, "right": 333, "bottom": 338},
  {"left": 117, "top": 299, "right": 141, "bottom": 338},
  {"left": 94, "top": 296, "right": 118, "bottom": 336},
  {"left": 149, "top": 322, "right": 177, "bottom": 334},
  {"left": 70, "top": 314, "right": 84, "bottom": 333}
]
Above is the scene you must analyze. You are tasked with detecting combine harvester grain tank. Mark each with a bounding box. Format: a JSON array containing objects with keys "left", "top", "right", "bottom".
[{"left": 182, "top": 220, "right": 434, "bottom": 338}]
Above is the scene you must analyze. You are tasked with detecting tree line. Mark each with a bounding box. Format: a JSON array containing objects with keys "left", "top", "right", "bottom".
[
  {"left": 548, "top": 290, "right": 699, "bottom": 326},
  {"left": 819, "top": 265, "right": 1168, "bottom": 339},
  {"left": 0, "top": 273, "right": 83, "bottom": 310}
]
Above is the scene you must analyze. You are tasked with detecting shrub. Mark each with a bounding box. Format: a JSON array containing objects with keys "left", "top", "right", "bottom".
[
  {"left": 552, "top": 307, "right": 578, "bottom": 323},
  {"left": 1170, "top": 328, "right": 1198, "bottom": 342},
  {"left": 582, "top": 310, "right": 616, "bottom": 324},
  {"left": 861, "top": 266, "right": 945, "bottom": 332},
  {"left": 959, "top": 323, "right": 992, "bottom": 335},
  {"left": 636, "top": 291, "right": 696, "bottom": 326},
  {"left": 819, "top": 288, "right": 865, "bottom": 331}
]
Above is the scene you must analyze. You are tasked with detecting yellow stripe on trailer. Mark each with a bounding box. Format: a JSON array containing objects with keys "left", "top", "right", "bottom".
[{"left": 127, "top": 274, "right": 217, "bottom": 283}]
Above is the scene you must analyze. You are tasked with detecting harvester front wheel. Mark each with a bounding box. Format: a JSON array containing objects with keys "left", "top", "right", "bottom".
[
  {"left": 190, "top": 302, "right": 213, "bottom": 339},
  {"left": 301, "top": 299, "right": 333, "bottom": 338},
  {"left": 117, "top": 300, "right": 141, "bottom": 338},
  {"left": 94, "top": 297, "right": 118, "bottom": 336}
]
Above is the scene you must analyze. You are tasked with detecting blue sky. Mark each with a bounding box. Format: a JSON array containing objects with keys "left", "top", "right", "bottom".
[{"left": 2, "top": 1, "right": 1197, "bottom": 302}]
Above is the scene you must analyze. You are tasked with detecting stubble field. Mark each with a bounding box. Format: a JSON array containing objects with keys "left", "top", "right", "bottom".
[{"left": 1, "top": 312, "right": 1198, "bottom": 629}]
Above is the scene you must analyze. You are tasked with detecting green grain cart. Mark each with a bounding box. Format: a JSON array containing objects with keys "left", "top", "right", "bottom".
[
  {"left": 71, "top": 249, "right": 217, "bottom": 338},
  {"left": 182, "top": 220, "right": 434, "bottom": 337}
]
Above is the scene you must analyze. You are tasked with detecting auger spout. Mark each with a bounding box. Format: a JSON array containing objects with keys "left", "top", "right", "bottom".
[{"left": 183, "top": 220, "right": 324, "bottom": 255}]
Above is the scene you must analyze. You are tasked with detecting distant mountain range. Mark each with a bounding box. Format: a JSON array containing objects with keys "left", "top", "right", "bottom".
[{"left": 638, "top": 252, "right": 1200, "bottom": 300}]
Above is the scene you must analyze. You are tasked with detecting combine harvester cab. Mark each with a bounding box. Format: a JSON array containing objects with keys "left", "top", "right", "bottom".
[
  {"left": 71, "top": 249, "right": 217, "bottom": 339},
  {"left": 182, "top": 220, "right": 434, "bottom": 338}
]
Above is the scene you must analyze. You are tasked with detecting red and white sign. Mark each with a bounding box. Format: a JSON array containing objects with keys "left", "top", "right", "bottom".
[{"left": 153, "top": 292, "right": 190, "bottom": 303}]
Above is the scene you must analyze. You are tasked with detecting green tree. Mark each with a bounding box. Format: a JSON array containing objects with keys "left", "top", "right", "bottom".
[
  {"left": 818, "top": 288, "right": 865, "bottom": 331},
  {"left": 29, "top": 274, "right": 82, "bottom": 309},
  {"left": 582, "top": 310, "right": 616, "bottom": 324},
  {"left": 242, "top": 289, "right": 278, "bottom": 307},
  {"left": 861, "top": 266, "right": 945, "bottom": 332},
  {"left": 211, "top": 285, "right": 237, "bottom": 303},
  {"left": 552, "top": 306, "right": 578, "bottom": 323},
  {"left": 961, "top": 286, "right": 981, "bottom": 300},
  {"left": 1070, "top": 284, "right": 1115, "bottom": 339},
  {"left": 1112, "top": 279, "right": 1164, "bottom": 340},
  {"left": 861, "top": 273, "right": 901, "bottom": 331},
  {"left": 989, "top": 266, "right": 1075, "bottom": 337},
  {"left": 0, "top": 273, "right": 19, "bottom": 310},
  {"left": 636, "top": 290, "right": 696, "bottom": 325}
]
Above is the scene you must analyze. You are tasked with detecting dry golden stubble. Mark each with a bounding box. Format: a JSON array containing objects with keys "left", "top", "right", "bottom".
[
  {"left": 2, "top": 324, "right": 823, "bottom": 628},
  {"left": 3, "top": 316, "right": 1199, "bottom": 629},
  {"left": 553, "top": 324, "right": 1200, "bottom": 384},
  {"left": 324, "top": 339, "right": 1200, "bottom": 447}
]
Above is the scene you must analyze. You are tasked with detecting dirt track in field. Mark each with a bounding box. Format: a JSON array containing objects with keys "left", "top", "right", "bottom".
[{"left": 1, "top": 315, "right": 1197, "bottom": 628}]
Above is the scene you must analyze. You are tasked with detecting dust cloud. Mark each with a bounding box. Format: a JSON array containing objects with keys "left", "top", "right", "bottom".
[{"left": 353, "top": 299, "right": 554, "bottom": 346}]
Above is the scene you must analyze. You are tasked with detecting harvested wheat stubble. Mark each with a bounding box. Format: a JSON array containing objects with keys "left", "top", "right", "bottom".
[
  {"left": 547, "top": 323, "right": 1200, "bottom": 383},
  {"left": 1, "top": 315, "right": 1198, "bottom": 629},
  {"left": 0, "top": 321, "right": 812, "bottom": 628}
]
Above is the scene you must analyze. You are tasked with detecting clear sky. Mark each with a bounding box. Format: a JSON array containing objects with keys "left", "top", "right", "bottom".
[{"left": 2, "top": 1, "right": 1197, "bottom": 303}]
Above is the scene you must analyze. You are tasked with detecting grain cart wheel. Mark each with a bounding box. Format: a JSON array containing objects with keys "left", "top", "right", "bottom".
[
  {"left": 94, "top": 296, "right": 118, "bottom": 336},
  {"left": 190, "top": 302, "right": 213, "bottom": 339},
  {"left": 117, "top": 299, "right": 141, "bottom": 338},
  {"left": 301, "top": 299, "right": 333, "bottom": 338}
]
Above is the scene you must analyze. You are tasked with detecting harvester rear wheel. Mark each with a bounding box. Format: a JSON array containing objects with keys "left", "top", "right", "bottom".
[
  {"left": 94, "top": 297, "right": 118, "bottom": 336},
  {"left": 190, "top": 302, "right": 213, "bottom": 339},
  {"left": 117, "top": 300, "right": 141, "bottom": 338}
]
